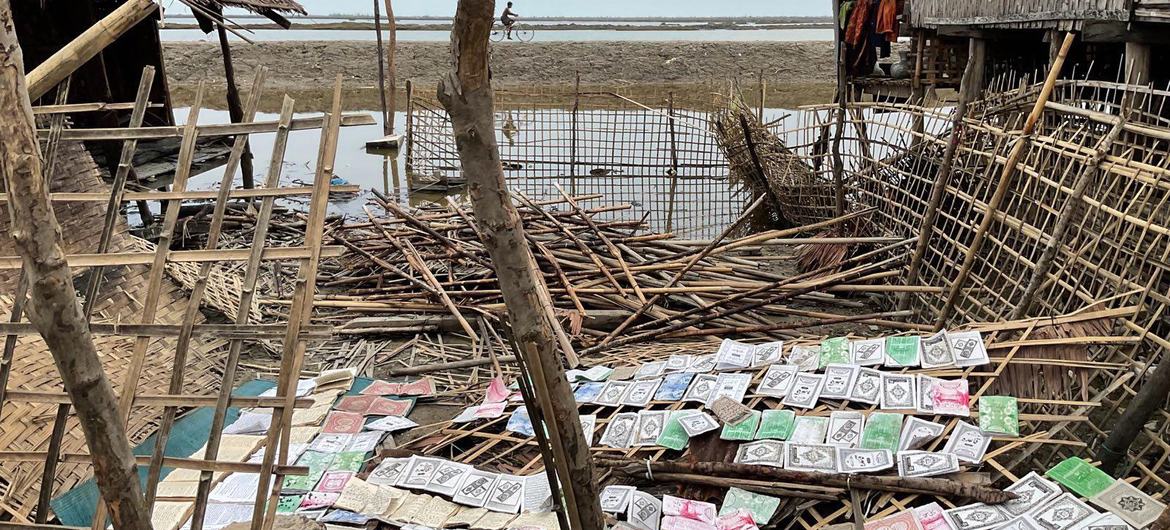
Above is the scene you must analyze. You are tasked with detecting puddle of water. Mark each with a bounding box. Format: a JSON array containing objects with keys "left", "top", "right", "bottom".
[{"left": 169, "top": 106, "right": 796, "bottom": 238}]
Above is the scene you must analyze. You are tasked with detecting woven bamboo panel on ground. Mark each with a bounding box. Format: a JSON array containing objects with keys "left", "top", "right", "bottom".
[{"left": 0, "top": 142, "right": 226, "bottom": 519}]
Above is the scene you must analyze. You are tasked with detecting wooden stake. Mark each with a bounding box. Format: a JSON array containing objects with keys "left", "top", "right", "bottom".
[
  {"left": 933, "top": 32, "right": 1076, "bottom": 330},
  {"left": 0, "top": 4, "right": 152, "bottom": 528},
  {"left": 437, "top": 2, "right": 603, "bottom": 529}
]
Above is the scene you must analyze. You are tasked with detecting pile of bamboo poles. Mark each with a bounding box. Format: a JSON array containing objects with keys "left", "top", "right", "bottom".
[{"left": 306, "top": 188, "right": 929, "bottom": 357}]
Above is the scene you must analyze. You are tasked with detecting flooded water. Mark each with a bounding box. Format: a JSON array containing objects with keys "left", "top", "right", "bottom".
[
  {"left": 172, "top": 105, "right": 794, "bottom": 238},
  {"left": 160, "top": 27, "right": 833, "bottom": 42}
]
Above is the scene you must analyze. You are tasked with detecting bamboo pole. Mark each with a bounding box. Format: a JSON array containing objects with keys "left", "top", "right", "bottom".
[
  {"left": 899, "top": 37, "right": 985, "bottom": 312},
  {"left": 0, "top": 4, "right": 152, "bottom": 528},
  {"left": 664, "top": 92, "right": 680, "bottom": 232},
  {"left": 25, "top": 0, "right": 157, "bottom": 101},
  {"left": 81, "top": 67, "right": 155, "bottom": 314},
  {"left": 437, "top": 2, "right": 603, "bottom": 529},
  {"left": 933, "top": 32, "right": 1076, "bottom": 330},
  {"left": 191, "top": 94, "right": 298, "bottom": 530}
]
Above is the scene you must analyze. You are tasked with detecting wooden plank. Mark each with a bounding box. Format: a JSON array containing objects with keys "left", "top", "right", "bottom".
[
  {"left": 0, "top": 185, "right": 360, "bottom": 203},
  {"left": 0, "top": 454, "right": 308, "bottom": 476},
  {"left": 1, "top": 390, "right": 313, "bottom": 408},
  {"left": 31, "top": 102, "right": 159, "bottom": 115},
  {"left": 0, "top": 322, "right": 331, "bottom": 339},
  {"left": 0, "top": 245, "right": 344, "bottom": 269},
  {"left": 43, "top": 114, "right": 376, "bottom": 141}
]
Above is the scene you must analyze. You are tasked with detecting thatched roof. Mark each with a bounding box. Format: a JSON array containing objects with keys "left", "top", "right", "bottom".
[
  {"left": 191, "top": 0, "right": 306, "bottom": 15},
  {"left": 187, "top": 0, "right": 307, "bottom": 30}
]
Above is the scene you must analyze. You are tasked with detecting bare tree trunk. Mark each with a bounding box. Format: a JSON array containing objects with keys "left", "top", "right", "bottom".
[
  {"left": 437, "top": 2, "right": 601, "bottom": 529},
  {"left": 0, "top": 5, "right": 152, "bottom": 530}
]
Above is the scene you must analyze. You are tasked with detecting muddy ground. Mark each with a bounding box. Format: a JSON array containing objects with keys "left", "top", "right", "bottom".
[{"left": 164, "top": 40, "right": 841, "bottom": 109}]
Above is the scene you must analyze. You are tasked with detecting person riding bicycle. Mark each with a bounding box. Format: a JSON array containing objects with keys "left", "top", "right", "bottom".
[{"left": 500, "top": 2, "right": 520, "bottom": 40}]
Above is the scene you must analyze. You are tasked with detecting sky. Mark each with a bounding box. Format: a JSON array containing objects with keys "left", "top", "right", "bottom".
[{"left": 165, "top": 0, "right": 832, "bottom": 18}]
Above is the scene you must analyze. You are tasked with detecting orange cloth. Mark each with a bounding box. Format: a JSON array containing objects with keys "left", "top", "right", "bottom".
[
  {"left": 876, "top": 0, "right": 899, "bottom": 42},
  {"left": 845, "top": 0, "right": 871, "bottom": 46}
]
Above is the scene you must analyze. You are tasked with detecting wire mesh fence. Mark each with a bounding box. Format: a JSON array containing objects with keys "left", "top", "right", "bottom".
[{"left": 406, "top": 87, "right": 747, "bottom": 239}]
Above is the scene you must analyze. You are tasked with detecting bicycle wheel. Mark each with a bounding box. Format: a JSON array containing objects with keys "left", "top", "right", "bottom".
[
  {"left": 491, "top": 24, "right": 506, "bottom": 42},
  {"left": 516, "top": 26, "right": 535, "bottom": 42}
]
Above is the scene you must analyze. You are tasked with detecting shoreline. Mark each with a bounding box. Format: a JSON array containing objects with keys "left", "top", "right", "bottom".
[{"left": 164, "top": 40, "right": 842, "bottom": 109}]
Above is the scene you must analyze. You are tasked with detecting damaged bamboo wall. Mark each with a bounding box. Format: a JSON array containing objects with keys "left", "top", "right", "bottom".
[{"left": 758, "top": 76, "right": 1170, "bottom": 499}]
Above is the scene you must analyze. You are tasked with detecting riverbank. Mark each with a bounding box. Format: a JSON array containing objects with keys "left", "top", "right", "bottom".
[{"left": 164, "top": 40, "right": 841, "bottom": 109}]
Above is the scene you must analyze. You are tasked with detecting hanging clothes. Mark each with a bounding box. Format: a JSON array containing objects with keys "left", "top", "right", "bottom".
[
  {"left": 839, "top": 1, "right": 855, "bottom": 32},
  {"left": 875, "top": 0, "right": 900, "bottom": 42},
  {"left": 845, "top": 0, "right": 872, "bottom": 46}
]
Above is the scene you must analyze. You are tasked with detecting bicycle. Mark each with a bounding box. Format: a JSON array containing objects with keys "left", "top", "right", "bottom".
[{"left": 491, "top": 22, "right": 534, "bottom": 42}]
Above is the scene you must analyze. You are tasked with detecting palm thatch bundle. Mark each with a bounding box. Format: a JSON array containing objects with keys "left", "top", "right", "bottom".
[{"left": 711, "top": 98, "right": 837, "bottom": 229}]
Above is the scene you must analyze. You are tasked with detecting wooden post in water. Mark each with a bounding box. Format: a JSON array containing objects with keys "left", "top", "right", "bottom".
[
  {"left": 0, "top": 4, "right": 153, "bottom": 528},
  {"left": 404, "top": 79, "right": 414, "bottom": 173},
  {"left": 757, "top": 70, "right": 766, "bottom": 122},
  {"left": 437, "top": 2, "right": 604, "bottom": 529},
  {"left": 373, "top": 0, "right": 391, "bottom": 134},
  {"left": 665, "top": 92, "right": 680, "bottom": 233}
]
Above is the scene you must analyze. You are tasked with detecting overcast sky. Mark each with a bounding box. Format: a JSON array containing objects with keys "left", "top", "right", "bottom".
[{"left": 165, "top": 0, "right": 832, "bottom": 18}]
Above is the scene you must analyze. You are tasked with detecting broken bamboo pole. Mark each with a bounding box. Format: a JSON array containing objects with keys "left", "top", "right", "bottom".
[
  {"left": 437, "top": 2, "right": 602, "bottom": 529},
  {"left": 598, "top": 458, "right": 1016, "bottom": 504},
  {"left": 0, "top": 5, "right": 152, "bottom": 528},
  {"left": 25, "top": 0, "right": 158, "bottom": 101},
  {"left": 933, "top": 32, "right": 1076, "bottom": 330}
]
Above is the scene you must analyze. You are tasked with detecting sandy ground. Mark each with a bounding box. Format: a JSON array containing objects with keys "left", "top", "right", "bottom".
[{"left": 164, "top": 40, "right": 840, "bottom": 108}]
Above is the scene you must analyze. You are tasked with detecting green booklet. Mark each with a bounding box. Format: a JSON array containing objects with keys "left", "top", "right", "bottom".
[
  {"left": 283, "top": 450, "right": 334, "bottom": 491},
  {"left": 331, "top": 450, "right": 367, "bottom": 472},
  {"left": 755, "top": 410, "right": 796, "bottom": 440},
  {"left": 721, "top": 411, "right": 761, "bottom": 441},
  {"left": 1046, "top": 457, "right": 1115, "bottom": 497},
  {"left": 820, "top": 337, "right": 850, "bottom": 368},
  {"left": 885, "top": 336, "right": 921, "bottom": 367},
  {"left": 657, "top": 412, "right": 692, "bottom": 451},
  {"left": 860, "top": 412, "right": 904, "bottom": 452},
  {"left": 719, "top": 487, "right": 781, "bottom": 525},
  {"left": 978, "top": 396, "right": 1019, "bottom": 437},
  {"left": 276, "top": 494, "right": 305, "bottom": 513}
]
